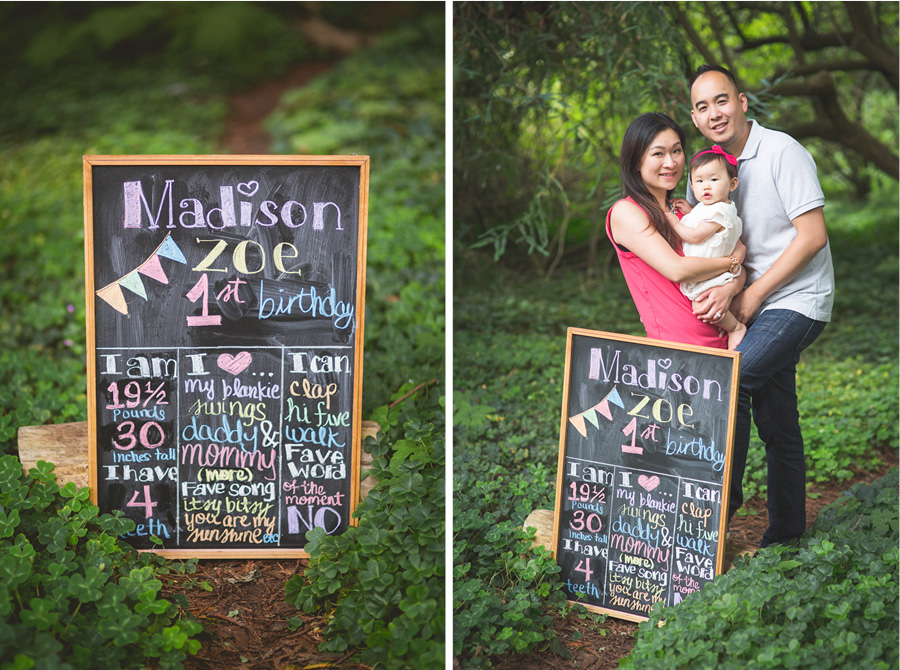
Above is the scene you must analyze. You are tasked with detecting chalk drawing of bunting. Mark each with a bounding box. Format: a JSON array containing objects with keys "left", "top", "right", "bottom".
[
  {"left": 568, "top": 386, "right": 625, "bottom": 438},
  {"left": 95, "top": 233, "right": 187, "bottom": 316}
]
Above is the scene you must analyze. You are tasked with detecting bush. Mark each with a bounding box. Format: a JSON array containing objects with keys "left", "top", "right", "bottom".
[
  {"left": 286, "top": 384, "right": 444, "bottom": 670},
  {"left": 0, "top": 455, "right": 201, "bottom": 670},
  {"left": 621, "top": 468, "right": 899, "bottom": 670},
  {"left": 453, "top": 470, "right": 568, "bottom": 669}
]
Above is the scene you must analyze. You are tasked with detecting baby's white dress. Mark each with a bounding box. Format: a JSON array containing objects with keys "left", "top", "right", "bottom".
[{"left": 680, "top": 200, "right": 743, "bottom": 300}]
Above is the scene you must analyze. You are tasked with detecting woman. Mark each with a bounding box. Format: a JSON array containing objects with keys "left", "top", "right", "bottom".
[{"left": 606, "top": 112, "right": 745, "bottom": 349}]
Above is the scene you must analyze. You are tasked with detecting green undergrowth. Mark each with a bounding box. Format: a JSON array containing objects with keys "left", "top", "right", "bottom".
[
  {"left": 287, "top": 384, "right": 444, "bottom": 670},
  {"left": 0, "top": 7, "right": 445, "bottom": 454},
  {"left": 622, "top": 467, "right": 899, "bottom": 669},
  {"left": 0, "top": 72, "right": 226, "bottom": 458},
  {"left": 0, "top": 455, "right": 201, "bottom": 670},
  {"left": 452, "top": 193, "right": 898, "bottom": 666},
  {"left": 266, "top": 10, "right": 446, "bottom": 411},
  {"left": 1, "top": 6, "right": 445, "bottom": 669}
]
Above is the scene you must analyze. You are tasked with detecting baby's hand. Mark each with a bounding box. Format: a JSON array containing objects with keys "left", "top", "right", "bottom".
[
  {"left": 671, "top": 198, "right": 693, "bottom": 215},
  {"left": 665, "top": 212, "right": 681, "bottom": 228}
]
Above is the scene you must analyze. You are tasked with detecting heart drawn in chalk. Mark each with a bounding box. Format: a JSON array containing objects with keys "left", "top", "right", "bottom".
[
  {"left": 217, "top": 352, "right": 252, "bottom": 375},
  {"left": 237, "top": 181, "right": 259, "bottom": 197},
  {"left": 638, "top": 475, "right": 661, "bottom": 492},
  {"left": 657, "top": 358, "right": 672, "bottom": 370}
]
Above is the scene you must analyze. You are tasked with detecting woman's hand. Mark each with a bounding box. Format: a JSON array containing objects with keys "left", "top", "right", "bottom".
[{"left": 693, "top": 284, "right": 737, "bottom": 324}]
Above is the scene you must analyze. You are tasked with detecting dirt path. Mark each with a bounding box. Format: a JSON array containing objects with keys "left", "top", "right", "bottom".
[{"left": 221, "top": 63, "right": 333, "bottom": 154}]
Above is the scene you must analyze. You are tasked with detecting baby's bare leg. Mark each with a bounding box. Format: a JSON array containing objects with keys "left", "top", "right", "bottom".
[
  {"left": 718, "top": 311, "right": 746, "bottom": 350},
  {"left": 692, "top": 301, "right": 747, "bottom": 350}
]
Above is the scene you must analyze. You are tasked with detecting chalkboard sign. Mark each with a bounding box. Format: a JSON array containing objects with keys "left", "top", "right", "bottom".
[
  {"left": 552, "top": 328, "right": 740, "bottom": 621},
  {"left": 83, "top": 155, "right": 369, "bottom": 558}
]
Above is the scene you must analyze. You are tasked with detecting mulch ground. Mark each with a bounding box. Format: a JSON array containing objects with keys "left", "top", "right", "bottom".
[{"left": 161, "top": 559, "right": 372, "bottom": 670}]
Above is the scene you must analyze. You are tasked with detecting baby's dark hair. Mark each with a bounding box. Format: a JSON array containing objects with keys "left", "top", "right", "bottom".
[{"left": 690, "top": 147, "right": 738, "bottom": 180}]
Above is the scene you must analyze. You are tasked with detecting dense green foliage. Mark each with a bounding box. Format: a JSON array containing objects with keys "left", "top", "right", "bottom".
[
  {"left": 622, "top": 468, "right": 899, "bottom": 669},
  {"left": 452, "top": 192, "right": 899, "bottom": 666},
  {"left": 0, "top": 456, "right": 201, "bottom": 670},
  {"left": 267, "top": 11, "right": 446, "bottom": 411},
  {"left": 287, "top": 384, "right": 444, "bottom": 670},
  {"left": 453, "top": 454, "right": 569, "bottom": 666},
  {"left": 454, "top": 1, "right": 898, "bottom": 264},
  {"left": 1, "top": 4, "right": 444, "bottom": 668}
]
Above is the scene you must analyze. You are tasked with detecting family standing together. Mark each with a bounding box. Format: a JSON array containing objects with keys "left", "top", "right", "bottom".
[{"left": 607, "top": 64, "right": 835, "bottom": 548}]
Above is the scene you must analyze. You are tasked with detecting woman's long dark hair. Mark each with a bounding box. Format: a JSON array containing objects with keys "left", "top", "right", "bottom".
[{"left": 619, "top": 112, "right": 686, "bottom": 249}]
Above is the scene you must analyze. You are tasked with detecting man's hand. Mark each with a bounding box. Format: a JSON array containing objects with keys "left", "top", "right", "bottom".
[{"left": 730, "top": 285, "right": 764, "bottom": 324}]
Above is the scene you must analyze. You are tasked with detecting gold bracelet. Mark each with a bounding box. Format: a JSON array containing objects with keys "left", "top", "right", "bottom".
[{"left": 729, "top": 256, "right": 740, "bottom": 275}]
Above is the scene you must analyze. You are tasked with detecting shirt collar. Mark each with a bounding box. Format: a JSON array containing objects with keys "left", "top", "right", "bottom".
[{"left": 738, "top": 120, "right": 762, "bottom": 162}]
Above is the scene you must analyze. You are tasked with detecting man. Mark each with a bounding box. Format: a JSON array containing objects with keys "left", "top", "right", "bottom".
[{"left": 686, "top": 64, "right": 835, "bottom": 547}]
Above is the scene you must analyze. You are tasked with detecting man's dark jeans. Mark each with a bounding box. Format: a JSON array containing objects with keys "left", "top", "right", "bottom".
[{"left": 730, "top": 308, "right": 826, "bottom": 547}]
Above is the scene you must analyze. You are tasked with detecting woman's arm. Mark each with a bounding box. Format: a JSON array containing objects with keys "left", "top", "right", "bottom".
[{"left": 610, "top": 200, "right": 736, "bottom": 284}]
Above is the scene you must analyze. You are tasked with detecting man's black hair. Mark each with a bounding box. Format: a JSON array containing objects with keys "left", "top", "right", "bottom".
[{"left": 689, "top": 64, "right": 741, "bottom": 93}]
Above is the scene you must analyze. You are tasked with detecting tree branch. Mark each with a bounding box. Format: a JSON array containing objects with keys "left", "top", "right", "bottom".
[
  {"left": 773, "top": 59, "right": 888, "bottom": 80},
  {"left": 669, "top": 3, "right": 745, "bottom": 88},
  {"left": 772, "top": 71, "right": 899, "bottom": 178},
  {"left": 844, "top": 1, "right": 899, "bottom": 89},
  {"left": 735, "top": 31, "right": 856, "bottom": 52}
]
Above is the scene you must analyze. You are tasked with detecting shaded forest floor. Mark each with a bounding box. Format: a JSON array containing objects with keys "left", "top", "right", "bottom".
[
  {"left": 165, "top": 443, "right": 896, "bottom": 669},
  {"left": 489, "top": 447, "right": 898, "bottom": 670}
]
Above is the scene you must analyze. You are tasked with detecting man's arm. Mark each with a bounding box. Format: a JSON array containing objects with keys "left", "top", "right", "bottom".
[{"left": 730, "top": 206, "right": 828, "bottom": 323}]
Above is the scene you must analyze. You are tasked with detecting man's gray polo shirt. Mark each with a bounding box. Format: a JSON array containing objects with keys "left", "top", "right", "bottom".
[{"left": 688, "top": 120, "right": 834, "bottom": 322}]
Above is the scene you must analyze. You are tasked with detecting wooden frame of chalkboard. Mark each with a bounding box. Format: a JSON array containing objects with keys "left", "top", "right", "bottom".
[
  {"left": 552, "top": 328, "right": 740, "bottom": 621},
  {"left": 83, "top": 155, "right": 369, "bottom": 558}
]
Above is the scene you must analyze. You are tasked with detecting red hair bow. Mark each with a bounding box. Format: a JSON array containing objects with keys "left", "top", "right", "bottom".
[{"left": 692, "top": 145, "right": 738, "bottom": 166}]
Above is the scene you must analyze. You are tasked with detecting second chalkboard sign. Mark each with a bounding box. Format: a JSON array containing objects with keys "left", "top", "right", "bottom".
[
  {"left": 83, "top": 155, "right": 368, "bottom": 558},
  {"left": 552, "top": 328, "right": 740, "bottom": 621}
]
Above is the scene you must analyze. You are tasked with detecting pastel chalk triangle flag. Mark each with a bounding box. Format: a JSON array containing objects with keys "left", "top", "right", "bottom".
[
  {"left": 606, "top": 386, "right": 624, "bottom": 409},
  {"left": 137, "top": 254, "right": 169, "bottom": 284},
  {"left": 594, "top": 398, "right": 612, "bottom": 421},
  {"left": 583, "top": 408, "right": 600, "bottom": 430},
  {"left": 118, "top": 272, "right": 147, "bottom": 300},
  {"left": 568, "top": 413, "right": 588, "bottom": 438},
  {"left": 155, "top": 235, "right": 187, "bottom": 264},
  {"left": 96, "top": 283, "right": 129, "bottom": 315}
]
